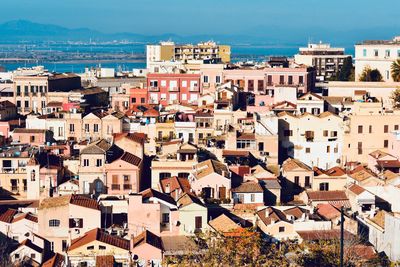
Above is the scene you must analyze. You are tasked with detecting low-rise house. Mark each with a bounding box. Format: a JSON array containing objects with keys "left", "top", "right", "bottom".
[
  {"left": 159, "top": 176, "right": 191, "bottom": 200},
  {"left": 281, "top": 158, "right": 313, "bottom": 196},
  {"left": 67, "top": 228, "right": 131, "bottom": 267},
  {"left": 127, "top": 189, "right": 179, "bottom": 237},
  {"left": 208, "top": 213, "right": 245, "bottom": 237},
  {"left": 38, "top": 194, "right": 101, "bottom": 253},
  {"left": 131, "top": 230, "right": 163, "bottom": 267},
  {"left": 10, "top": 238, "right": 44, "bottom": 266},
  {"left": 106, "top": 151, "right": 142, "bottom": 195},
  {"left": 346, "top": 183, "right": 376, "bottom": 214},
  {"left": 302, "top": 190, "right": 350, "bottom": 208},
  {"left": 189, "top": 159, "right": 231, "bottom": 200},
  {"left": 296, "top": 92, "right": 324, "bottom": 115},
  {"left": 11, "top": 128, "right": 49, "bottom": 146},
  {"left": 57, "top": 179, "right": 79, "bottom": 196},
  {"left": 347, "top": 165, "right": 383, "bottom": 186},
  {"left": 42, "top": 253, "right": 66, "bottom": 267},
  {"left": 368, "top": 150, "right": 400, "bottom": 174},
  {"left": 177, "top": 193, "right": 207, "bottom": 235},
  {"left": 312, "top": 166, "right": 347, "bottom": 191},
  {"left": 0, "top": 209, "right": 38, "bottom": 242},
  {"left": 231, "top": 181, "right": 264, "bottom": 205}
]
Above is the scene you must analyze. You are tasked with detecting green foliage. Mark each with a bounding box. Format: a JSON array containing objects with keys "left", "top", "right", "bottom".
[
  {"left": 391, "top": 59, "right": 400, "bottom": 82},
  {"left": 359, "top": 66, "right": 383, "bottom": 82},
  {"left": 391, "top": 87, "right": 400, "bottom": 108},
  {"left": 338, "top": 56, "right": 354, "bottom": 81}
]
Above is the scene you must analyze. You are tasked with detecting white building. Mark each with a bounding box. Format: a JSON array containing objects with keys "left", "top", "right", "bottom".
[
  {"left": 278, "top": 111, "right": 344, "bottom": 169},
  {"left": 295, "top": 42, "right": 350, "bottom": 81},
  {"left": 355, "top": 36, "right": 400, "bottom": 82}
]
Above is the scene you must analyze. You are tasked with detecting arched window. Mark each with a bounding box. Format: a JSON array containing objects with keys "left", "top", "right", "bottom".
[{"left": 31, "top": 170, "right": 36, "bottom": 181}]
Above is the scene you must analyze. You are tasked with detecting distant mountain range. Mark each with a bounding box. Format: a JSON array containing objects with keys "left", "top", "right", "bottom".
[{"left": 0, "top": 20, "right": 398, "bottom": 46}]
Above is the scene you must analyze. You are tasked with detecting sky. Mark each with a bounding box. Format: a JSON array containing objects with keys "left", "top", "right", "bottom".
[{"left": 1, "top": 0, "right": 400, "bottom": 36}]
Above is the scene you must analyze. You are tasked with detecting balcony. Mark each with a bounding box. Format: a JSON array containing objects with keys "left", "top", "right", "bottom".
[
  {"left": 11, "top": 186, "right": 18, "bottom": 192},
  {"left": 111, "top": 184, "right": 120, "bottom": 190},
  {"left": 149, "top": 86, "right": 159, "bottom": 92},
  {"left": 123, "top": 184, "right": 132, "bottom": 190},
  {"left": 189, "top": 86, "right": 199, "bottom": 92}
]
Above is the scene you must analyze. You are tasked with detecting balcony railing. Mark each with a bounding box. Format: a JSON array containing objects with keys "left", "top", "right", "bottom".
[
  {"left": 11, "top": 186, "right": 18, "bottom": 192},
  {"left": 123, "top": 184, "right": 132, "bottom": 190},
  {"left": 111, "top": 184, "right": 120, "bottom": 190},
  {"left": 189, "top": 86, "right": 199, "bottom": 92},
  {"left": 149, "top": 86, "right": 159, "bottom": 92}
]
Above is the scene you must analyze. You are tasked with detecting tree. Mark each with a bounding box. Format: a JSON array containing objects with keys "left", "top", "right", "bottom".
[
  {"left": 391, "top": 59, "right": 400, "bottom": 82},
  {"left": 359, "top": 66, "right": 383, "bottom": 82},
  {"left": 338, "top": 56, "right": 354, "bottom": 81},
  {"left": 391, "top": 87, "right": 400, "bottom": 108}
]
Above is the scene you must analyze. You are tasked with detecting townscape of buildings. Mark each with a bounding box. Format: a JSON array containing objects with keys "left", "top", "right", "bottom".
[{"left": 0, "top": 37, "right": 400, "bottom": 266}]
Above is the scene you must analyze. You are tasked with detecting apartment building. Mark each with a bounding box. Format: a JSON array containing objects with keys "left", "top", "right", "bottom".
[
  {"left": 294, "top": 42, "right": 350, "bottom": 81},
  {"left": 13, "top": 73, "right": 81, "bottom": 114},
  {"left": 222, "top": 66, "right": 315, "bottom": 95},
  {"left": 343, "top": 101, "right": 400, "bottom": 163},
  {"left": 278, "top": 111, "right": 344, "bottom": 169},
  {"left": 147, "top": 73, "right": 201, "bottom": 105},
  {"left": 355, "top": 36, "right": 400, "bottom": 82},
  {"left": 146, "top": 41, "right": 231, "bottom": 66}
]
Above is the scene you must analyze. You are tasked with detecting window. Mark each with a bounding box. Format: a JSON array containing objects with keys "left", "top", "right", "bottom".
[
  {"left": 50, "top": 242, "right": 54, "bottom": 252},
  {"left": 288, "top": 75, "right": 293, "bottom": 85},
  {"left": 251, "top": 193, "right": 255, "bottom": 202},
  {"left": 358, "top": 142, "right": 363, "bottom": 155},
  {"left": 87, "top": 245, "right": 94, "bottom": 250},
  {"left": 320, "top": 182, "right": 329, "bottom": 191},
  {"left": 83, "top": 159, "right": 89, "bottom": 167},
  {"left": 62, "top": 240, "right": 68, "bottom": 252},
  {"left": 150, "top": 80, "right": 158, "bottom": 87},
  {"left": 96, "top": 159, "right": 102, "bottom": 167},
  {"left": 99, "top": 245, "right": 106, "bottom": 250},
  {"left": 294, "top": 176, "right": 300, "bottom": 185},
  {"left": 369, "top": 125, "right": 372, "bottom": 133},
  {"left": 132, "top": 97, "right": 136, "bottom": 103},
  {"left": 69, "top": 124, "right": 75, "bottom": 133},
  {"left": 279, "top": 75, "right": 284, "bottom": 85},
  {"left": 31, "top": 170, "right": 36, "bottom": 181},
  {"left": 363, "top": 49, "right": 367, "bottom": 57},
  {"left": 195, "top": 216, "right": 202, "bottom": 229},
  {"left": 386, "top": 49, "right": 391, "bottom": 57},
  {"left": 58, "top": 127, "right": 63, "bottom": 137},
  {"left": 84, "top": 124, "right": 89, "bottom": 133},
  {"left": 25, "top": 100, "right": 29, "bottom": 108},
  {"left": 49, "top": 219, "right": 60, "bottom": 227},
  {"left": 181, "top": 80, "right": 187, "bottom": 87},
  {"left": 69, "top": 218, "right": 83, "bottom": 228},
  {"left": 305, "top": 147, "right": 311, "bottom": 153},
  {"left": 384, "top": 140, "right": 389, "bottom": 148},
  {"left": 15, "top": 254, "right": 20, "bottom": 259},
  {"left": 331, "top": 131, "right": 338, "bottom": 137},
  {"left": 159, "top": 172, "right": 171, "bottom": 180},
  {"left": 258, "top": 142, "right": 264, "bottom": 151},
  {"left": 16, "top": 101, "right": 21, "bottom": 108},
  {"left": 162, "top": 213, "right": 170, "bottom": 223},
  {"left": 141, "top": 97, "right": 145, "bottom": 104},
  {"left": 123, "top": 175, "right": 130, "bottom": 182},
  {"left": 30, "top": 135, "right": 35, "bottom": 142},
  {"left": 327, "top": 146, "right": 330, "bottom": 153},
  {"left": 374, "top": 49, "right": 379, "bottom": 57},
  {"left": 160, "top": 80, "right": 166, "bottom": 87},
  {"left": 358, "top": 125, "right": 363, "bottom": 134},
  {"left": 267, "top": 75, "right": 273, "bottom": 85},
  {"left": 216, "top": 76, "right": 221, "bottom": 83},
  {"left": 299, "top": 76, "right": 304, "bottom": 84},
  {"left": 395, "top": 125, "right": 399, "bottom": 131},
  {"left": 31, "top": 253, "right": 36, "bottom": 259},
  {"left": 384, "top": 125, "right": 389, "bottom": 133},
  {"left": 305, "top": 176, "right": 310, "bottom": 188},
  {"left": 203, "top": 76, "right": 209, "bottom": 83},
  {"left": 279, "top": 226, "right": 285, "bottom": 233},
  {"left": 323, "top": 130, "right": 328, "bottom": 137},
  {"left": 94, "top": 124, "right": 99, "bottom": 133},
  {"left": 178, "top": 172, "right": 189, "bottom": 178}
]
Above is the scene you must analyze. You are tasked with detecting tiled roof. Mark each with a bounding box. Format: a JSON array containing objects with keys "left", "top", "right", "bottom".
[
  {"left": 143, "top": 108, "right": 159, "bottom": 117},
  {"left": 0, "top": 209, "right": 18, "bottom": 223},
  {"left": 12, "top": 212, "right": 38, "bottom": 223},
  {"left": 377, "top": 160, "right": 400, "bottom": 168},
  {"left": 348, "top": 166, "right": 377, "bottom": 182},
  {"left": 42, "top": 253, "right": 65, "bottom": 267},
  {"left": 369, "top": 150, "right": 390, "bottom": 159},
  {"left": 160, "top": 176, "right": 191, "bottom": 196},
  {"left": 307, "top": 190, "right": 348, "bottom": 201},
  {"left": 96, "top": 255, "right": 115, "bottom": 267},
  {"left": 297, "top": 229, "right": 354, "bottom": 241},
  {"left": 39, "top": 194, "right": 100, "bottom": 210},
  {"left": 232, "top": 181, "right": 263, "bottom": 193},
  {"left": 141, "top": 188, "right": 177, "bottom": 206},
  {"left": 68, "top": 228, "right": 130, "bottom": 251},
  {"left": 81, "top": 139, "right": 111, "bottom": 154},
  {"left": 19, "top": 239, "right": 43, "bottom": 253},
  {"left": 237, "top": 133, "right": 256, "bottom": 140},
  {"left": 348, "top": 183, "right": 366, "bottom": 195},
  {"left": 132, "top": 230, "right": 163, "bottom": 250},
  {"left": 194, "top": 159, "right": 230, "bottom": 179},
  {"left": 369, "top": 210, "right": 387, "bottom": 229},
  {"left": 114, "top": 132, "right": 146, "bottom": 144},
  {"left": 120, "top": 152, "right": 142, "bottom": 166},
  {"left": 298, "top": 92, "right": 323, "bottom": 100},
  {"left": 313, "top": 166, "right": 346, "bottom": 177},
  {"left": 282, "top": 158, "right": 312, "bottom": 172},
  {"left": 209, "top": 214, "right": 242, "bottom": 233},
  {"left": 222, "top": 150, "right": 250, "bottom": 157},
  {"left": 262, "top": 179, "right": 282, "bottom": 189},
  {"left": 256, "top": 207, "right": 288, "bottom": 226},
  {"left": 177, "top": 193, "right": 204, "bottom": 208},
  {"left": 316, "top": 203, "right": 341, "bottom": 220},
  {"left": 13, "top": 128, "right": 46, "bottom": 134},
  {"left": 284, "top": 206, "right": 308, "bottom": 219}
]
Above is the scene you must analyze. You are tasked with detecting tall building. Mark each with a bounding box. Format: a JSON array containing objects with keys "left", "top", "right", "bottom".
[
  {"left": 294, "top": 42, "right": 350, "bottom": 81},
  {"left": 355, "top": 36, "right": 400, "bottom": 82},
  {"left": 146, "top": 41, "right": 231, "bottom": 66}
]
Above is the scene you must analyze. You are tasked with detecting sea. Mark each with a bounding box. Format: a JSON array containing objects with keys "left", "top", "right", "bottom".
[{"left": 0, "top": 43, "right": 355, "bottom": 74}]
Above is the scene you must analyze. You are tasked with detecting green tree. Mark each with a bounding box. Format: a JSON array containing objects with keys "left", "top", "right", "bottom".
[
  {"left": 338, "top": 56, "right": 354, "bottom": 81},
  {"left": 391, "top": 87, "right": 400, "bottom": 108},
  {"left": 359, "top": 66, "right": 383, "bottom": 82},
  {"left": 391, "top": 59, "right": 400, "bottom": 82}
]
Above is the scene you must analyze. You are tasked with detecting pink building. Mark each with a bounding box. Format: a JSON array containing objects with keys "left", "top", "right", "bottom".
[
  {"left": 147, "top": 73, "right": 201, "bottom": 105},
  {"left": 11, "top": 128, "right": 48, "bottom": 146},
  {"left": 128, "top": 189, "right": 179, "bottom": 237},
  {"left": 223, "top": 66, "right": 315, "bottom": 95},
  {"left": 106, "top": 152, "right": 142, "bottom": 194}
]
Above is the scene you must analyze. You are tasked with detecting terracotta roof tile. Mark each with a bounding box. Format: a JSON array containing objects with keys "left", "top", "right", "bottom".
[
  {"left": 297, "top": 229, "right": 354, "bottom": 241},
  {"left": 42, "top": 253, "right": 65, "bottom": 267},
  {"left": 132, "top": 230, "right": 162, "bottom": 250},
  {"left": 193, "top": 159, "right": 229, "bottom": 179},
  {"left": 282, "top": 158, "right": 312, "bottom": 172},
  {"left": 0, "top": 209, "right": 18, "bottom": 223},
  {"left": 96, "top": 255, "right": 115, "bottom": 267},
  {"left": 348, "top": 183, "right": 365, "bottom": 195},
  {"left": 68, "top": 228, "right": 129, "bottom": 252},
  {"left": 232, "top": 181, "right": 263, "bottom": 193},
  {"left": 141, "top": 189, "right": 176, "bottom": 206},
  {"left": 39, "top": 194, "right": 100, "bottom": 210},
  {"left": 307, "top": 190, "right": 348, "bottom": 201},
  {"left": 120, "top": 152, "right": 142, "bottom": 166},
  {"left": 177, "top": 193, "right": 204, "bottom": 208},
  {"left": 316, "top": 203, "right": 341, "bottom": 220},
  {"left": 209, "top": 214, "right": 242, "bottom": 233}
]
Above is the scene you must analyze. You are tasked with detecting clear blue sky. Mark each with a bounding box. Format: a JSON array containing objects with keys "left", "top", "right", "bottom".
[{"left": 1, "top": 0, "right": 399, "bottom": 35}]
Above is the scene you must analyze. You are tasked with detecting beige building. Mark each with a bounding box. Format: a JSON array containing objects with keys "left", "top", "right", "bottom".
[{"left": 343, "top": 101, "right": 400, "bottom": 163}]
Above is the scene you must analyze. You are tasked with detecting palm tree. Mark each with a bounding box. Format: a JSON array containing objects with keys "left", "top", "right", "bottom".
[{"left": 391, "top": 59, "right": 400, "bottom": 82}]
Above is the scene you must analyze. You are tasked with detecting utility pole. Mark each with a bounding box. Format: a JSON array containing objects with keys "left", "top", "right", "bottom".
[{"left": 340, "top": 206, "right": 344, "bottom": 267}]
